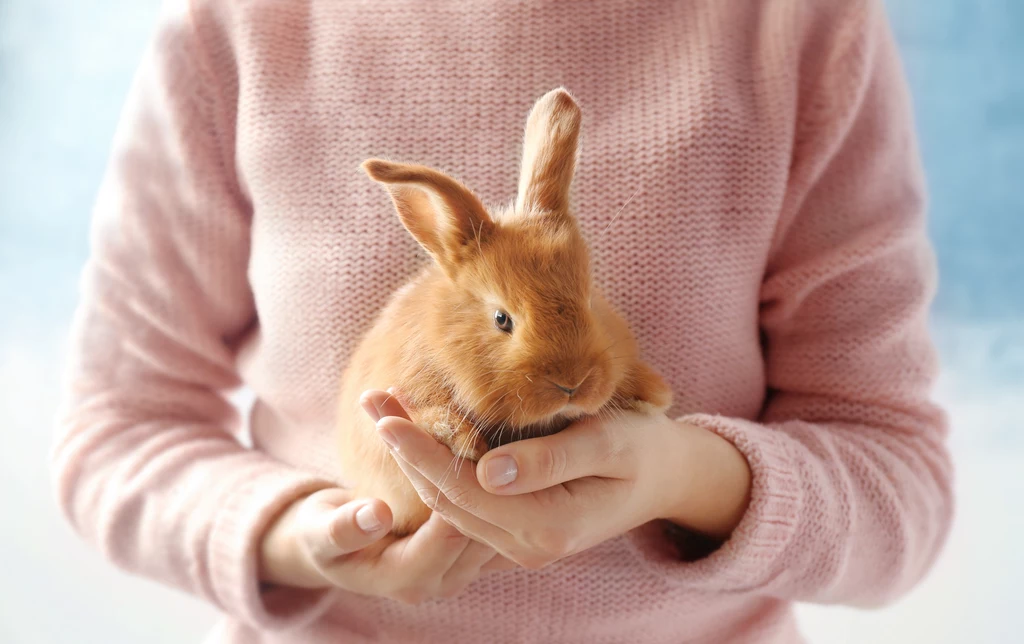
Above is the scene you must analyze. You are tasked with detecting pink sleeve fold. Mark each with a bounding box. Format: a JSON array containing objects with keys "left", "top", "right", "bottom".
[
  {"left": 629, "top": 1, "right": 954, "bottom": 606},
  {"left": 49, "top": 0, "right": 336, "bottom": 628}
]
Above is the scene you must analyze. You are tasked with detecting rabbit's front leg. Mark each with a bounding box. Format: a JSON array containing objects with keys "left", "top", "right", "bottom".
[
  {"left": 615, "top": 361, "right": 673, "bottom": 416},
  {"left": 412, "top": 406, "right": 490, "bottom": 462}
]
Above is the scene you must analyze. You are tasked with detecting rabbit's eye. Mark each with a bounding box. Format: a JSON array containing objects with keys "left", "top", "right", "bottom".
[{"left": 494, "top": 310, "right": 514, "bottom": 333}]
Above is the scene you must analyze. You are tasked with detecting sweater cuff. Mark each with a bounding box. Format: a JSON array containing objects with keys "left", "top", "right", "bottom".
[
  {"left": 626, "top": 414, "right": 803, "bottom": 592},
  {"left": 208, "top": 461, "right": 337, "bottom": 630}
]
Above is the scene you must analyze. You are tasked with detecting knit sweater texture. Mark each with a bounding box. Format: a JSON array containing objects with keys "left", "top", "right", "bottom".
[{"left": 51, "top": 0, "right": 954, "bottom": 642}]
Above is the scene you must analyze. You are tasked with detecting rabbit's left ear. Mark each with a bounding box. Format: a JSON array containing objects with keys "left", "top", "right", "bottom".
[
  {"left": 515, "top": 88, "right": 582, "bottom": 215},
  {"left": 362, "top": 159, "right": 494, "bottom": 272}
]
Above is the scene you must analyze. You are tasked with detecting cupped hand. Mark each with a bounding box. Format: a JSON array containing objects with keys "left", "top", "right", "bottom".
[
  {"left": 362, "top": 388, "right": 751, "bottom": 570},
  {"left": 259, "top": 487, "right": 515, "bottom": 604}
]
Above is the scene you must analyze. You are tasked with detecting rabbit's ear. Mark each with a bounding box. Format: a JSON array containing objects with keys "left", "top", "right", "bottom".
[
  {"left": 515, "top": 88, "right": 582, "bottom": 215},
  {"left": 362, "top": 160, "right": 494, "bottom": 271}
]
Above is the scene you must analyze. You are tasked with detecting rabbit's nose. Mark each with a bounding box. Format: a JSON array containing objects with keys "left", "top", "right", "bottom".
[
  {"left": 552, "top": 382, "right": 578, "bottom": 396},
  {"left": 548, "top": 370, "right": 591, "bottom": 396}
]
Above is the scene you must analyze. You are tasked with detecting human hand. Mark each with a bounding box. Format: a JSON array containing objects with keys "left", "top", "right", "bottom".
[
  {"left": 363, "top": 389, "right": 751, "bottom": 569},
  {"left": 258, "top": 487, "right": 514, "bottom": 603}
]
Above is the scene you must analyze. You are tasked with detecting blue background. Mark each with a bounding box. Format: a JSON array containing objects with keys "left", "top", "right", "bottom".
[{"left": 885, "top": 1, "right": 1024, "bottom": 320}]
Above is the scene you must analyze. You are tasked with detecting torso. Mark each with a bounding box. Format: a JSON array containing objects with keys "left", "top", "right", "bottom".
[{"left": 221, "top": 0, "right": 806, "bottom": 640}]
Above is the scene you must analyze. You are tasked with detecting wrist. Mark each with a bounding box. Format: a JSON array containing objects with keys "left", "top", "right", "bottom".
[
  {"left": 657, "top": 420, "right": 752, "bottom": 540},
  {"left": 258, "top": 496, "right": 332, "bottom": 590}
]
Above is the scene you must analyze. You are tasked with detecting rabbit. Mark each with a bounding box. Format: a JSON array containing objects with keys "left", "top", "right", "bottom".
[{"left": 337, "top": 88, "right": 672, "bottom": 535}]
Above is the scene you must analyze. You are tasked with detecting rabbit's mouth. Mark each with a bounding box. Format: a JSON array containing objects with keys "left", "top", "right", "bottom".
[
  {"left": 482, "top": 413, "right": 575, "bottom": 449},
  {"left": 456, "top": 378, "right": 613, "bottom": 449},
  {"left": 464, "top": 389, "right": 610, "bottom": 449}
]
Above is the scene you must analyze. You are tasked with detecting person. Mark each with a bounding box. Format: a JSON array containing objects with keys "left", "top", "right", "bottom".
[{"left": 50, "top": 0, "right": 954, "bottom": 642}]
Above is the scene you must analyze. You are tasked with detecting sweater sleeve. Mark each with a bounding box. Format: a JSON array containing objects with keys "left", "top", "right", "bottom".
[
  {"left": 628, "top": 1, "right": 954, "bottom": 606},
  {"left": 49, "top": 0, "right": 337, "bottom": 628}
]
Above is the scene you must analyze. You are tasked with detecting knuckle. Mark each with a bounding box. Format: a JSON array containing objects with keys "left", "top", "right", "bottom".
[
  {"left": 303, "top": 489, "right": 332, "bottom": 506},
  {"left": 416, "top": 487, "right": 440, "bottom": 510},
  {"left": 596, "top": 423, "right": 619, "bottom": 460},
  {"left": 526, "top": 526, "right": 574, "bottom": 561},
  {"left": 325, "top": 517, "right": 349, "bottom": 550},
  {"left": 535, "top": 444, "right": 567, "bottom": 484},
  {"left": 516, "top": 553, "right": 554, "bottom": 571},
  {"left": 402, "top": 451, "right": 426, "bottom": 469},
  {"left": 292, "top": 498, "right": 320, "bottom": 527},
  {"left": 444, "top": 484, "right": 477, "bottom": 513},
  {"left": 417, "top": 492, "right": 453, "bottom": 521},
  {"left": 439, "top": 530, "right": 470, "bottom": 550}
]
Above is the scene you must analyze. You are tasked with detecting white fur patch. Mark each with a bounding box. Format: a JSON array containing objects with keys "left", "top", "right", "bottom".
[
  {"left": 631, "top": 400, "right": 661, "bottom": 416},
  {"left": 431, "top": 420, "right": 456, "bottom": 441}
]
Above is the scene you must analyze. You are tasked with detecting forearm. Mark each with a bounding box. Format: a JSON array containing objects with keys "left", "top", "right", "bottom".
[
  {"left": 628, "top": 0, "right": 953, "bottom": 607},
  {"left": 51, "top": 409, "right": 334, "bottom": 623},
  {"left": 688, "top": 413, "right": 952, "bottom": 604},
  {"left": 50, "top": 0, "right": 337, "bottom": 626}
]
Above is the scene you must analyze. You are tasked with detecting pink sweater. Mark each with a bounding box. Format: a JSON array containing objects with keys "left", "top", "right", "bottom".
[{"left": 51, "top": 0, "right": 954, "bottom": 642}]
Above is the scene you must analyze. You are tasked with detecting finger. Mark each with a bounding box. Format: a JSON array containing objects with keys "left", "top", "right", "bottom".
[
  {"left": 385, "top": 442, "right": 519, "bottom": 555},
  {"left": 323, "top": 512, "right": 465, "bottom": 600},
  {"left": 376, "top": 415, "right": 529, "bottom": 525},
  {"left": 382, "top": 511, "right": 468, "bottom": 581},
  {"left": 439, "top": 540, "right": 500, "bottom": 597},
  {"left": 360, "top": 388, "right": 413, "bottom": 422},
  {"left": 360, "top": 509, "right": 475, "bottom": 602},
  {"left": 392, "top": 450, "right": 595, "bottom": 570},
  {"left": 305, "top": 487, "right": 357, "bottom": 509},
  {"left": 306, "top": 498, "right": 393, "bottom": 561},
  {"left": 476, "top": 417, "right": 621, "bottom": 494}
]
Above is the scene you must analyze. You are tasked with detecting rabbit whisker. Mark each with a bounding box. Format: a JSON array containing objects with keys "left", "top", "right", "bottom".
[{"left": 601, "top": 184, "right": 642, "bottom": 235}]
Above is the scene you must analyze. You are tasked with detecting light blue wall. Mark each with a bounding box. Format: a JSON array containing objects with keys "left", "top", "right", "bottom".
[
  {"left": 886, "top": 0, "right": 1024, "bottom": 320},
  {"left": 1, "top": 2, "right": 165, "bottom": 326}
]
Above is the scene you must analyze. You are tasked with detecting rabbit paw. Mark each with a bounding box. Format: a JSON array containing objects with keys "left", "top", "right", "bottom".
[
  {"left": 618, "top": 362, "right": 673, "bottom": 415},
  {"left": 416, "top": 407, "right": 489, "bottom": 461}
]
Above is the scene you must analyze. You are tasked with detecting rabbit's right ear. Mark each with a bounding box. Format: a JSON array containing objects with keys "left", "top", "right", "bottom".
[
  {"left": 362, "top": 160, "right": 494, "bottom": 272},
  {"left": 515, "top": 88, "right": 582, "bottom": 215}
]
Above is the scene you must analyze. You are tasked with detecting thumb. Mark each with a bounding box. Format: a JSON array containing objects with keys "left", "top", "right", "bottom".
[
  {"left": 303, "top": 497, "right": 394, "bottom": 562},
  {"left": 476, "top": 417, "right": 616, "bottom": 494}
]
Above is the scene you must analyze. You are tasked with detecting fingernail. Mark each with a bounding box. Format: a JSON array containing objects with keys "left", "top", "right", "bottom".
[
  {"left": 485, "top": 455, "right": 518, "bottom": 488},
  {"left": 355, "top": 504, "right": 383, "bottom": 532},
  {"left": 378, "top": 424, "right": 400, "bottom": 452}
]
